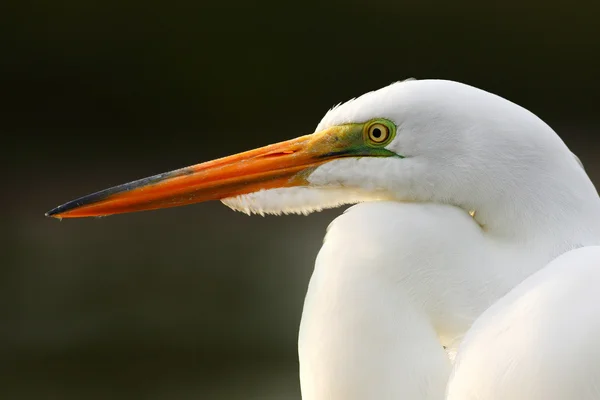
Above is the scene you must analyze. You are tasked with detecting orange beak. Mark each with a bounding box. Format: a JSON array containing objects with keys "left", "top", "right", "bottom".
[{"left": 46, "top": 126, "right": 360, "bottom": 218}]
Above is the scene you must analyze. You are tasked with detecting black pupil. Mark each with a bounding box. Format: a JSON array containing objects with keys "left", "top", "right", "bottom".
[{"left": 372, "top": 127, "right": 382, "bottom": 139}]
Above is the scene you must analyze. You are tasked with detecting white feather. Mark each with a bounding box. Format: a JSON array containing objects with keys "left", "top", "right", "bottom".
[{"left": 221, "top": 187, "right": 390, "bottom": 216}]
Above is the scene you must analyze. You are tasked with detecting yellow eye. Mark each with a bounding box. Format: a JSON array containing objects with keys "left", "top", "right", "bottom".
[{"left": 367, "top": 123, "right": 390, "bottom": 144}]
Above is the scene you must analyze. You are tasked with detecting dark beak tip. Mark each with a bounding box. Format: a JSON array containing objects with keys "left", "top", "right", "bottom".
[{"left": 45, "top": 207, "right": 61, "bottom": 218}]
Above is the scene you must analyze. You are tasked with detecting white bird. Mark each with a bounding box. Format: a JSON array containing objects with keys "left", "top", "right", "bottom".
[{"left": 46, "top": 79, "right": 600, "bottom": 399}]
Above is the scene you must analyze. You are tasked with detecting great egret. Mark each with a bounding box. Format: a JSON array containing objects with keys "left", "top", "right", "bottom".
[{"left": 47, "top": 79, "right": 600, "bottom": 399}]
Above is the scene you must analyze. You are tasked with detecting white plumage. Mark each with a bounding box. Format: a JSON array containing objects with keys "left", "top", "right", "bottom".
[{"left": 226, "top": 80, "right": 600, "bottom": 399}]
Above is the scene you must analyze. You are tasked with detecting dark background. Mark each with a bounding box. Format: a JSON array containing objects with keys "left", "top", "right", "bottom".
[{"left": 3, "top": 1, "right": 600, "bottom": 398}]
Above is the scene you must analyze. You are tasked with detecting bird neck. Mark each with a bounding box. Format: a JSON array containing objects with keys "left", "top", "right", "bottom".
[
  {"left": 472, "top": 170, "right": 600, "bottom": 246},
  {"left": 437, "top": 145, "right": 600, "bottom": 247},
  {"left": 299, "top": 257, "right": 451, "bottom": 400},
  {"left": 298, "top": 207, "right": 454, "bottom": 400}
]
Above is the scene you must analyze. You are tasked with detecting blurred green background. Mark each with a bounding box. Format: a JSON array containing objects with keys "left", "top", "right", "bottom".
[{"left": 3, "top": 0, "right": 600, "bottom": 398}]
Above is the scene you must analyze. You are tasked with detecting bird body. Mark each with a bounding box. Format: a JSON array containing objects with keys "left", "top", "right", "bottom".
[
  {"left": 447, "top": 245, "right": 600, "bottom": 400},
  {"left": 47, "top": 79, "right": 600, "bottom": 399}
]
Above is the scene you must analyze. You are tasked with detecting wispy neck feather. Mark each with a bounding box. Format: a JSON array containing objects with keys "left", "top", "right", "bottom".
[{"left": 221, "top": 187, "right": 392, "bottom": 216}]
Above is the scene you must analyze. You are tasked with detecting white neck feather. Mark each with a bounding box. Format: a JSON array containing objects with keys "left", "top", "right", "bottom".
[{"left": 299, "top": 208, "right": 453, "bottom": 399}]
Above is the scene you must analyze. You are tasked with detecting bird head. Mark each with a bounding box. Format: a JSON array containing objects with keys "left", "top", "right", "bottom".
[{"left": 46, "top": 79, "right": 588, "bottom": 222}]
